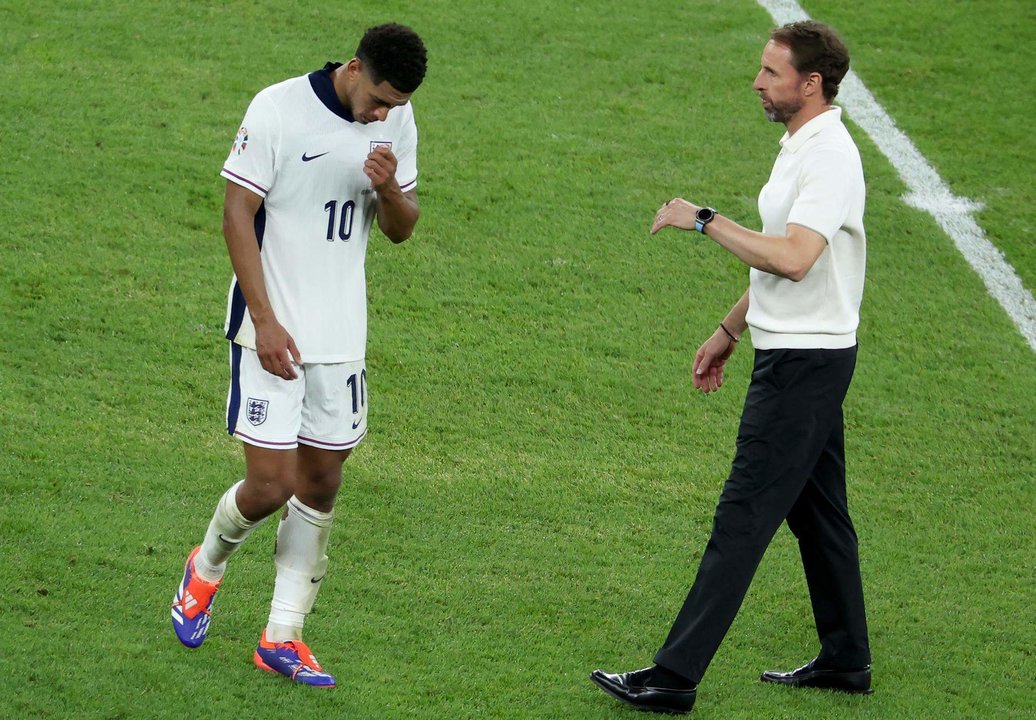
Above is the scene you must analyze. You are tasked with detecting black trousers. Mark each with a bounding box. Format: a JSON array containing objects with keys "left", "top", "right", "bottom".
[{"left": 654, "top": 346, "right": 870, "bottom": 683}]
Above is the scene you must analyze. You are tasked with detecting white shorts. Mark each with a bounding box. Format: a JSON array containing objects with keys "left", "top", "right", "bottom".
[{"left": 225, "top": 343, "right": 368, "bottom": 451}]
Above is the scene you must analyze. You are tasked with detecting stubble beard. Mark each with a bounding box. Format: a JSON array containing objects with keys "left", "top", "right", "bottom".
[{"left": 762, "top": 97, "right": 803, "bottom": 124}]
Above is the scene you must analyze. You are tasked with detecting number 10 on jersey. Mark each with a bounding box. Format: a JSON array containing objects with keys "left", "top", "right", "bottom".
[{"left": 324, "top": 200, "right": 355, "bottom": 242}]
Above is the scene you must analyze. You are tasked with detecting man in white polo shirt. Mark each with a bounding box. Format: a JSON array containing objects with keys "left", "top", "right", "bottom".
[
  {"left": 169, "top": 23, "right": 427, "bottom": 688},
  {"left": 592, "top": 21, "right": 871, "bottom": 714}
]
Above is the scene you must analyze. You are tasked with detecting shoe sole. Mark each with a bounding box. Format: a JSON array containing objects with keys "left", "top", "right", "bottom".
[
  {"left": 253, "top": 651, "right": 336, "bottom": 689},
  {"left": 760, "top": 672, "right": 873, "bottom": 695}
]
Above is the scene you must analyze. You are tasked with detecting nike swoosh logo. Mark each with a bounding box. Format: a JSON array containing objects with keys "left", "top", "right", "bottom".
[
  {"left": 301, "top": 151, "right": 329, "bottom": 162},
  {"left": 310, "top": 575, "right": 326, "bottom": 584},
  {"left": 218, "top": 533, "right": 244, "bottom": 545},
  {"left": 352, "top": 419, "right": 362, "bottom": 429}
]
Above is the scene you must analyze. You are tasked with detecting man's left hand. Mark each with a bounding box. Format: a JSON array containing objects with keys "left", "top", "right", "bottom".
[
  {"left": 363, "top": 146, "right": 399, "bottom": 191},
  {"left": 651, "top": 198, "right": 700, "bottom": 234}
]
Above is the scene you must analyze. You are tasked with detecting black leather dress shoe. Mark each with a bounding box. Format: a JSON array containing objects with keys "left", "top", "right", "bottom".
[
  {"left": 760, "top": 658, "right": 872, "bottom": 694},
  {"left": 589, "top": 667, "right": 697, "bottom": 714}
]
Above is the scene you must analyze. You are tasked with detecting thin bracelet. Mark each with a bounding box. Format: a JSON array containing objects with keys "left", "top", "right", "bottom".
[{"left": 719, "top": 322, "right": 740, "bottom": 343}]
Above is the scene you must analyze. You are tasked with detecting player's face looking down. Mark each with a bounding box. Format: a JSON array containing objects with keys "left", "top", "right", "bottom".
[{"left": 343, "top": 58, "right": 412, "bottom": 124}]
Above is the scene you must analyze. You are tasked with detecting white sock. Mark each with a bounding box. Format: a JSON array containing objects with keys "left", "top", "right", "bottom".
[
  {"left": 195, "top": 480, "right": 264, "bottom": 582},
  {"left": 265, "top": 496, "right": 333, "bottom": 642}
]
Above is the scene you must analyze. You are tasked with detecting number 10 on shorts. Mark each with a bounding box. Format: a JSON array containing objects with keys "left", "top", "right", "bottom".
[{"left": 347, "top": 369, "right": 366, "bottom": 429}]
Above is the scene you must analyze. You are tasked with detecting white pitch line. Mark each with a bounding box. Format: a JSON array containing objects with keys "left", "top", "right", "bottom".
[{"left": 757, "top": 0, "right": 1036, "bottom": 352}]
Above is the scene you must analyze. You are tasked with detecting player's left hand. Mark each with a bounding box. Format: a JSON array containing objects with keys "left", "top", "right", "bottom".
[
  {"left": 651, "top": 198, "right": 700, "bottom": 234},
  {"left": 363, "top": 146, "right": 399, "bottom": 192}
]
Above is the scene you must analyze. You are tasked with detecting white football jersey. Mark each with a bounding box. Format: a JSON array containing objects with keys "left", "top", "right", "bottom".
[{"left": 221, "top": 63, "right": 418, "bottom": 363}]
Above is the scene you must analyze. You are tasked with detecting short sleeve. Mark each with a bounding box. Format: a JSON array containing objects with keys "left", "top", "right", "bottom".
[
  {"left": 394, "top": 103, "right": 419, "bottom": 192},
  {"left": 220, "top": 91, "right": 280, "bottom": 197},
  {"left": 785, "top": 148, "right": 853, "bottom": 242}
]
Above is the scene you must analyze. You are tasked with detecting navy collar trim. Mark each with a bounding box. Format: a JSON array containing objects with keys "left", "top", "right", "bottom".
[{"left": 308, "top": 62, "right": 355, "bottom": 122}]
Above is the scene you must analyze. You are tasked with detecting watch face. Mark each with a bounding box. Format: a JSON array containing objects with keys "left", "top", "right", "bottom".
[{"left": 696, "top": 207, "right": 715, "bottom": 223}]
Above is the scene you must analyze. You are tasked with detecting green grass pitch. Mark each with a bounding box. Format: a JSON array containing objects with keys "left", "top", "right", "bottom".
[{"left": 0, "top": 1, "right": 1033, "bottom": 718}]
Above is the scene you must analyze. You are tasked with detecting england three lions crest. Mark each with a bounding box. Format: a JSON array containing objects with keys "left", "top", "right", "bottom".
[
  {"left": 370, "top": 141, "right": 392, "bottom": 153},
  {"left": 246, "top": 397, "right": 269, "bottom": 426}
]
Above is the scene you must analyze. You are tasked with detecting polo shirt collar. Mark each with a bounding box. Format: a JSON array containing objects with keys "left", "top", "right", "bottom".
[
  {"left": 308, "top": 62, "right": 356, "bottom": 122},
  {"left": 779, "top": 106, "right": 842, "bottom": 153}
]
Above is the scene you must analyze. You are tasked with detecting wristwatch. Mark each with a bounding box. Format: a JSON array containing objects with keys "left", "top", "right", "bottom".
[{"left": 695, "top": 207, "right": 716, "bottom": 234}]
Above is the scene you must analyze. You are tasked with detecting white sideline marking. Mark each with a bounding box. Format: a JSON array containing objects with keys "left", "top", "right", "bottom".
[{"left": 757, "top": 0, "right": 1036, "bottom": 352}]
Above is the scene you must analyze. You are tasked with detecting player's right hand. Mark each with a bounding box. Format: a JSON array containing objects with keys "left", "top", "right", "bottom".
[{"left": 254, "top": 319, "right": 302, "bottom": 380}]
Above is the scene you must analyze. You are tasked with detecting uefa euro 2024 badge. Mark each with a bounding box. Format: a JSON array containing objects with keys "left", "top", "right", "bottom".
[{"left": 232, "top": 127, "right": 249, "bottom": 155}]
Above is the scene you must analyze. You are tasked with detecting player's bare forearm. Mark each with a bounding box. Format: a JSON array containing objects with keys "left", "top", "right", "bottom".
[
  {"left": 375, "top": 187, "right": 420, "bottom": 243},
  {"left": 363, "top": 146, "right": 419, "bottom": 242},
  {"left": 222, "top": 181, "right": 300, "bottom": 377},
  {"left": 223, "top": 181, "right": 275, "bottom": 324}
]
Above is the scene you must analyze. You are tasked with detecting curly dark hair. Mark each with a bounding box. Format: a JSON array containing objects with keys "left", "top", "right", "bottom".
[
  {"left": 770, "top": 21, "right": 849, "bottom": 101},
  {"left": 356, "top": 23, "right": 428, "bottom": 94}
]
